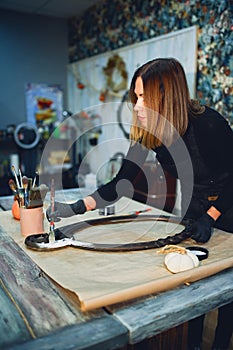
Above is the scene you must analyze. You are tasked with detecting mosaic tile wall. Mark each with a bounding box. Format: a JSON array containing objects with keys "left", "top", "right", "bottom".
[{"left": 68, "top": 0, "right": 233, "bottom": 122}]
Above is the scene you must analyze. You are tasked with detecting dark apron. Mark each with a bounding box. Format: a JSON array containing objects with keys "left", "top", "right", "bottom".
[{"left": 181, "top": 125, "right": 233, "bottom": 233}]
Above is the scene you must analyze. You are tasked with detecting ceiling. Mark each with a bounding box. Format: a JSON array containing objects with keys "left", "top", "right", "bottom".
[{"left": 0, "top": 0, "right": 102, "bottom": 18}]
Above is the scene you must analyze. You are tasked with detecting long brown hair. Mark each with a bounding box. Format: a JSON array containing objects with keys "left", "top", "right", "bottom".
[{"left": 129, "top": 58, "right": 203, "bottom": 148}]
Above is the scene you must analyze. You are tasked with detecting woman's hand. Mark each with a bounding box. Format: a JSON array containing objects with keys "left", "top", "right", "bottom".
[
  {"left": 190, "top": 213, "right": 215, "bottom": 243},
  {"left": 46, "top": 199, "right": 86, "bottom": 222}
]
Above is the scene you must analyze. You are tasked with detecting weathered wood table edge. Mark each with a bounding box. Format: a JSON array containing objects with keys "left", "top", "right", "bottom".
[
  {"left": 1, "top": 193, "right": 233, "bottom": 349},
  {"left": 0, "top": 190, "right": 130, "bottom": 350},
  {"left": 108, "top": 268, "right": 233, "bottom": 344},
  {"left": 0, "top": 225, "right": 129, "bottom": 350}
]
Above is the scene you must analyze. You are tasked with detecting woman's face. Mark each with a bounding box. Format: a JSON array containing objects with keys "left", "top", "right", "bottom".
[{"left": 134, "top": 76, "right": 147, "bottom": 129}]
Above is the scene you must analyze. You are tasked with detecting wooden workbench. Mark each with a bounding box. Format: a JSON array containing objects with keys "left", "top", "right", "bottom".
[{"left": 0, "top": 190, "right": 232, "bottom": 350}]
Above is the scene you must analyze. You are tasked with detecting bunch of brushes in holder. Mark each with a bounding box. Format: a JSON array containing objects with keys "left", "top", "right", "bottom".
[{"left": 9, "top": 166, "right": 49, "bottom": 209}]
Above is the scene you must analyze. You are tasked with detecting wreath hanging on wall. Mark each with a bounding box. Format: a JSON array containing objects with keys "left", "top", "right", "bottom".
[
  {"left": 100, "top": 54, "right": 128, "bottom": 101},
  {"left": 71, "top": 53, "right": 128, "bottom": 102}
]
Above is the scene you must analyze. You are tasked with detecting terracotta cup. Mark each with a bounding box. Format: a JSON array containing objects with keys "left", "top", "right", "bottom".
[{"left": 20, "top": 206, "right": 44, "bottom": 237}]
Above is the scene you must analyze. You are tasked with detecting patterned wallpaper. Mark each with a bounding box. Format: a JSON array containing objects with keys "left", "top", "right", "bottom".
[{"left": 68, "top": 0, "right": 233, "bottom": 123}]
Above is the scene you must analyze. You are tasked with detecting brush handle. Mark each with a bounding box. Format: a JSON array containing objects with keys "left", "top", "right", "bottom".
[
  {"left": 50, "top": 179, "right": 55, "bottom": 213},
  {"left": 11, "top": 165, "right": 20, "bottom": 189},
  {"left": 18, "top": 169, "right": 23, "bottom": 187},
  {"left": 32, "top": 172, "right": 38, "bottom": 187}
]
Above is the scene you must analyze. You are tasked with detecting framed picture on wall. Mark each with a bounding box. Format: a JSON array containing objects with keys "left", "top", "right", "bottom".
[{"left": 25, "top": 83, "right": 63, "bottom": 127}]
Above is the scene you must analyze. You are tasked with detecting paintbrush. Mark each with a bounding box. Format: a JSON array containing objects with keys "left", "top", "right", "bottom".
[
  {"left": 18, "top": 168, "right": 23, "bottom": 187},
  {"left": 18, "top": 188, "right": 25, "bottom": 207},
  {"left": 8, "top": 179, "right": 20, "bottom": 205},
  {"left": 49, "top": 178, "right": 55, "bottom": 243},
  {"left": 39, "top": 184, "right": 49, "bottom": 201},
  {"left": 22, "top": 176, "right": 29, "bottom": 207},
  {"left": 8, "top": 179, "right": 17, "bottom": 193},
  {"left": 27, "top": 178, "right": 32, "bottom": 191},
  {"left": 27, "top": 187, "right": 43, "bottom": 208},
  {"left": 32, "top": 171, "right": 38, "bottom": 188},
  {"left": 22, "top": 176, "right": 28, "bottom": 188},
  {"left": 11, "top": 165, "right": 20, "bottom": 189}
]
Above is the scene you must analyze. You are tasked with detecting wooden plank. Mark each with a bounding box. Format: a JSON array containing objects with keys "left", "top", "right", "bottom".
[
  {"left": 0, "top": 283, "right": 31, "bottom": 348},
  {"left": 126, "top": 323, "right": 188, "bottom": 350},
  {"left": 0, "top": 225, "right": 127, "bottom": 349},
  {"left": 108, "top": 268, "right": 233, "bottom": 344},
  {"left": 6, "top": 316, "right": 128, "bottom": 350}
]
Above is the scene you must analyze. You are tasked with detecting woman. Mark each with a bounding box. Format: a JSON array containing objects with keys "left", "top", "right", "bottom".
[{"left": 47, "top": 58, "right": 233, "bottom": 349}]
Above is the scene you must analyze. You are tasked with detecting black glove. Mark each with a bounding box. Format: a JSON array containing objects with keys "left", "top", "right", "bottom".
[
  {"left": 190, "top": 213, "right": 215, "bottom": 243},
  {"left": 46, "top": 199, "right": 86, "bottom": 222}
]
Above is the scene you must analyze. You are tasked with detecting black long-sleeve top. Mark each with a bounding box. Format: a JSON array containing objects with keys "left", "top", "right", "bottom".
[{"left": 90, "top": 107, "right": 233, "bottom": 215}]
